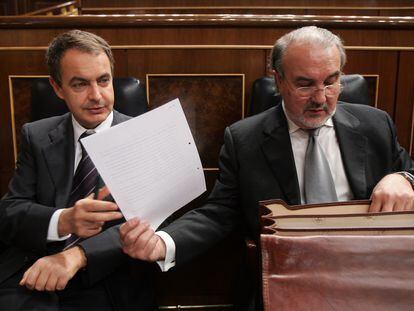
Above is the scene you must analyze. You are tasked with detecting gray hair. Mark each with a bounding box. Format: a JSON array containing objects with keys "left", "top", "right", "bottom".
[
  {"left": 46, "top": 29, "right": 114, "bottom": 86},
  {"left": 270, "top": 26, "right": 346, "bottom": 78}
]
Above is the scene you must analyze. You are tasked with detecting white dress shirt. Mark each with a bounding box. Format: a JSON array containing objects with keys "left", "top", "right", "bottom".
[
  {"left": 282, "top": 102, "right": 354, "bottom": 203},
  {"left": 46, "top": 112, "right": 113, "bottom": 241}
]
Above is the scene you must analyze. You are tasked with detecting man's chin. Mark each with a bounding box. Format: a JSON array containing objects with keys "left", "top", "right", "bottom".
[
  {"left": 299, "top": 109, "right": 335, "bottom": 128},
  {"left": 80, "top": 113, "right": 110, "bottom": 129},
  {"left": 299, "top": 116, "right": 330, "bottom": 129}
]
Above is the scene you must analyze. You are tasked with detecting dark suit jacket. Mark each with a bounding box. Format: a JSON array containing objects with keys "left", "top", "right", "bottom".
[
  {"left": 0, "top": 110, "right": 155, "bottom": 310},
  {"left": 162, "top": 102, "right": 414, "bottom": 309}
]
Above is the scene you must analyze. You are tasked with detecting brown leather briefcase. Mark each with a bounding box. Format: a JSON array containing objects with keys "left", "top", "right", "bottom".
[{"left": 260, "top": 200, "right": 414, "bottom": 311}]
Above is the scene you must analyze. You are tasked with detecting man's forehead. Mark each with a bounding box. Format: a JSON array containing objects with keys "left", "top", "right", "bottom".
[
  {"left": 284, "top": 42, "right": 339, "bottom": 59},
  {"left": 282, "top": 43, "right": 341, "bottom": 78},
  {"left": 60, "top": 49, "right": 109, "bottom": 67},
  {"left": 59, "top": 50, "right": 111, "bottom": 79}
]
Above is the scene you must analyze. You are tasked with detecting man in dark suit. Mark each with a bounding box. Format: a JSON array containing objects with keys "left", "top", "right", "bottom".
[
  {"left": 0, "top": 30, "right": 155, "bottom": 310},
  {"left": 120, "top": 26, "right": 414, "bottom": 310}
]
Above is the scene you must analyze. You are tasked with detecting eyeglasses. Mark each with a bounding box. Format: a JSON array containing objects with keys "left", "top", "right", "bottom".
[{"left": 294, "top": 83, "right": 344, "bottom": 98}]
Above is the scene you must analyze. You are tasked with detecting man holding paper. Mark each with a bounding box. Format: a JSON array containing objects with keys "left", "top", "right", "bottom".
[
  {"left": 120, "top": 26, "right": 414, "bottom": 310},
  {"left": 0, "top": 30, "right": 155, "bottom": 310}
]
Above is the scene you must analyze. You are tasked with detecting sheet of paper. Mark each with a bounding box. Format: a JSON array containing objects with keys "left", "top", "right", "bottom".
[{"left": 81, "top": 98, "right": 206, "bottom": 229}]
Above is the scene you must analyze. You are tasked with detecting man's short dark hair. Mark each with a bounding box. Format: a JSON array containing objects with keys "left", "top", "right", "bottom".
[{"left": 46, "top": 29, "right": 114, "bottom": 86}]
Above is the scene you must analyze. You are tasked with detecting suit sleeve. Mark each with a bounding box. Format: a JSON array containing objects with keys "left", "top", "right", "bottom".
[
  {"left": 162, "top": 126, "right": 243, "bottom": 266},
  {"left": 386, "top": 112, "right": 414, "bottom": 174},
  {"left": 0, "top": 124, "right": 55, "bottom": 255},
  {"left": 78, "top": 224, "right": 132, "bottom": 286}
]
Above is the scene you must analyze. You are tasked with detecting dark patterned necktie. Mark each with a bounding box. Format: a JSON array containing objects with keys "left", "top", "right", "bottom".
[
  {"left": 304, "top": 127, "right": 338, "bottom": 204},
  {"left": 65, "top": 131, "right": 98, "bottom": 249},
  {"left": 67, "top": 131, "right": 98, "bottom": 207}
]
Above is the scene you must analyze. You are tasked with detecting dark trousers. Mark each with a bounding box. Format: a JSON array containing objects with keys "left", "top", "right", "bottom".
[{"left": 0, "top": 266, "right": 113, "bottom": 311}]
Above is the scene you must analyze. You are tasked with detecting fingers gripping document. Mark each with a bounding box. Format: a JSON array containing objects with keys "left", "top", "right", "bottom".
[{"left": 81, "top": 99, "right": 206, "bottom": 229}]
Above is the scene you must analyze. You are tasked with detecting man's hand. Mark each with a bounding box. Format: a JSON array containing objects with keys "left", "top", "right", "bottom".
[
  {"left": 120, "top": 218, "right": 166, "bottom": 262},
  {"left": 19, "top": 246, "right": 86, "bottom": 291},
  {"left": 369, "top": 173, "right": 414, "bottom": 212},
  {"left": 58, "top": 186, "right": 123, "bottom": 238}
]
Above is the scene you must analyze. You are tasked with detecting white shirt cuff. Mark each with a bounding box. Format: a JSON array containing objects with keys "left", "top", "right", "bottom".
[
  {"left": 47, "top": 209, "right": 71, "bottom": 242},
  {"left": 155, "top": 230, "right": 176, "bottom": 271},
  {"left": 404, "top": 171, "right": 414, "bottom": 179}
]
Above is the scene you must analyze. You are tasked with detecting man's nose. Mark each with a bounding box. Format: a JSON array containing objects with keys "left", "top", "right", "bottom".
[
  {"left": 88, "top": 83, "right": 102, "bottom": 101},
  {"left": 311, "top": 87, "right": 327, "bottom": 104}
]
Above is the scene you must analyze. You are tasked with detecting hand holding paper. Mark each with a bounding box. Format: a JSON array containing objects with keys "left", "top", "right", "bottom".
[
  {"left": 119, "top": 217, "right": 166, "bottom": 261},
  {"left": 81, "top": 99, "right": 206, "bottom": 229}
]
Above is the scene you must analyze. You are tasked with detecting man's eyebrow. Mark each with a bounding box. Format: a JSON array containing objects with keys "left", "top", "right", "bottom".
[
  {"left": 325, "top": 71, "right": 341, "bottom": 80},
  {"left": 98, "top": 73, "right": 111, "bottom": 80},
  {"left": 294, "top": 71, "right": 341, "bottom": 84},
  {"left": 294, "top": 76, "right": 313, "bottom": 83},
  {"left": 69, "top": 76, "right": 88, "bottom": 84}
]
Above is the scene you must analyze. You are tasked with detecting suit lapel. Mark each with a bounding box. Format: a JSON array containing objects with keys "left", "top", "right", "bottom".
[
  {"left": 261, "top": 106, "right": 301, "bottom": 205},
  {"left": 41, "top": 111, "right": 129, "bottom": 208},
  {"left": 333, "top": 104, "right": 368, "bottom": 199},
  {"left": 112, "top": 110, "right": 130, "bottom": 126},
  {"left": 42, "top": 114, "right": 75, "bottom": 208}
]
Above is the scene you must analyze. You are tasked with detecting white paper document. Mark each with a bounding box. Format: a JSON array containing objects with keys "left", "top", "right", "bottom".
[{"left": 81, "top": 98, "right": 206, "bottom": 229}]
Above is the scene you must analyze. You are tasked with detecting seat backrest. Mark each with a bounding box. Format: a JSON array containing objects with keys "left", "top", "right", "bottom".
[
  {"left": 31, "top": 77, "right": 148, "bottom": 121},
  {"left": 248, "top": 74, "right": 370, "bottom": 116}
]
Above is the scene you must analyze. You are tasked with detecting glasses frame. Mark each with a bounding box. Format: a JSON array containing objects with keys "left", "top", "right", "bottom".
[{"left": 293, "top": 82, "right": 344, "bottom": 99}]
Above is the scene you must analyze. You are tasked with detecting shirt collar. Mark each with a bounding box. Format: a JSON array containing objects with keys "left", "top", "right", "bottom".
[
  {"left": 281, "top": 100, "right": 334, "bottom": 134},
  {"left": 72, "top": 111, "right": 114, "bottom": 142}
]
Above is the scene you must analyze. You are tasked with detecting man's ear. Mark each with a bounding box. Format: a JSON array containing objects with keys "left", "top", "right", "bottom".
[
  {"left": 273, "top": 69, "right": 282, "bottom": 85},
  {"left": 272, "top": 69, "right": 284, "bottom": 93},
  {"left": 49, "top": 77, "right": 64, "bottom": 100}
]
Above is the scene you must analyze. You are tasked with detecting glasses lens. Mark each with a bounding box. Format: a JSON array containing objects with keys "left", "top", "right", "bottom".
[
  {"left": 296, "top": 87, "right": 313, "bottom": 97},
  {"left": 325, "top": 84, "right": 342, "bottom": 97}
]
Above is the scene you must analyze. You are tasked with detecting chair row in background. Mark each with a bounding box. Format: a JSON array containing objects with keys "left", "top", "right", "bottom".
[{"left": 31, "top": 74, "right": 369, "bottom": 122}]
